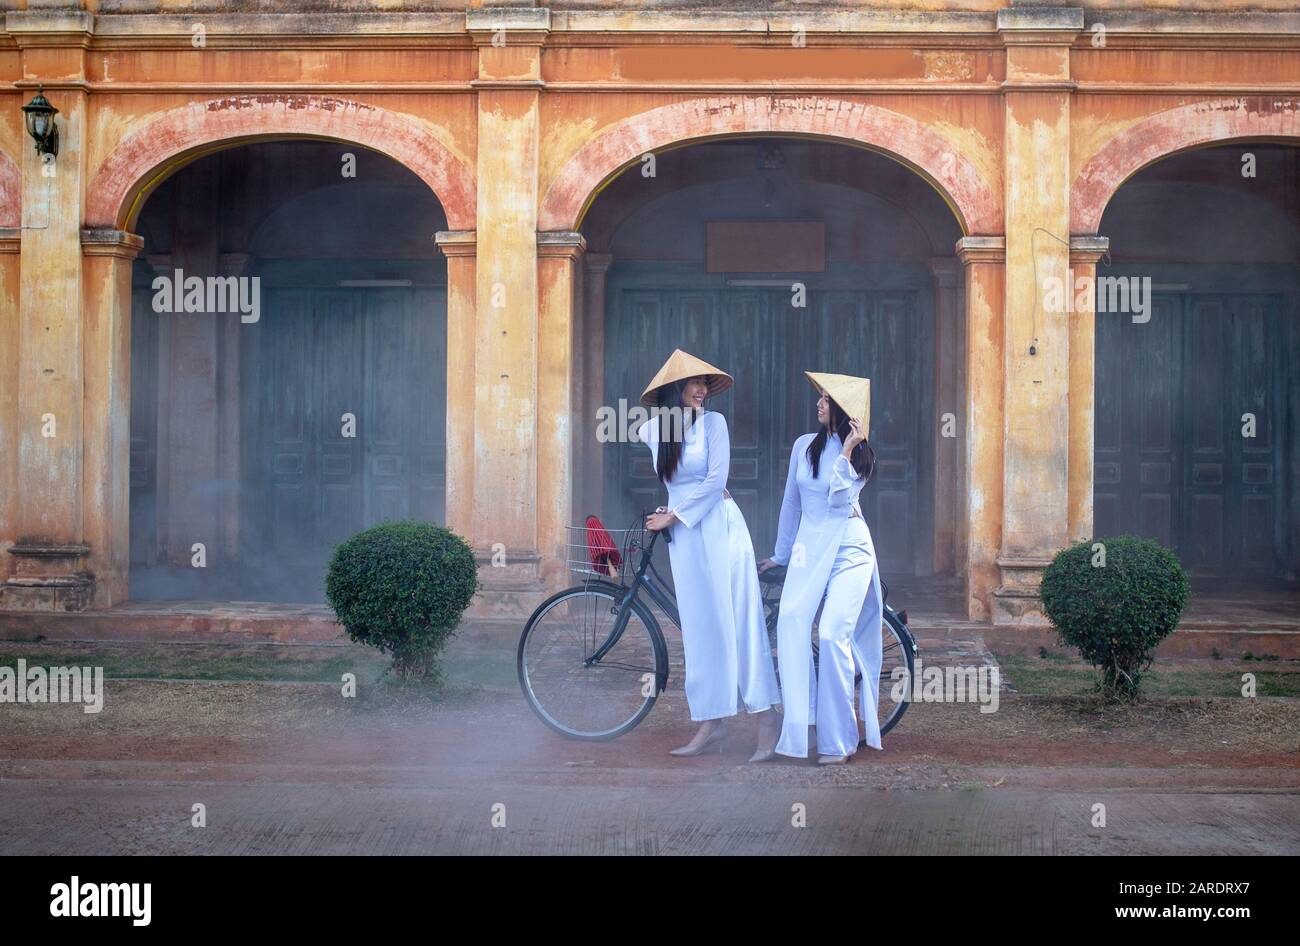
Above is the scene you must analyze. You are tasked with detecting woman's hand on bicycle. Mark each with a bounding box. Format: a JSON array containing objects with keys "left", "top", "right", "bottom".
[
  {"left": 645, "top": 508, "right": 678, "bottom": 532},
  {"left": 757, "top": 558, "right": 778, "bottom": 574}
]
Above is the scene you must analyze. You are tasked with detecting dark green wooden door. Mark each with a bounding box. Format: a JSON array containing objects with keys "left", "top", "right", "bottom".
[
  {"left": 604, "top": 284, "right": 932, "bottom": 577},
  {"left": 1094, "top": 292, "right": 1288, "bottom": 580},
  {"left": 239, "top": 287, "right": 447, "bottom": 600}
]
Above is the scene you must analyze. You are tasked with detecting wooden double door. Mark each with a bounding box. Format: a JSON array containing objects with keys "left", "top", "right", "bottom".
[
  {"left": 239, "top": 287, "right": 447, "bottom": 600},
  {"left": 603, "top": 282, "right": 934, "bottom": 577},
  {"left": 129, "top": 284, "right": 447, "bottom": 602},
  {"left": 1094, "top": 292, "right": 1290, "bottom": 580}
]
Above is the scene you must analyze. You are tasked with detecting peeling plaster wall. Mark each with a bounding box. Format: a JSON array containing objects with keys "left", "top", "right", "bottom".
[{"left": 0, "top": 3, "right": 1297, "bottom": 619}]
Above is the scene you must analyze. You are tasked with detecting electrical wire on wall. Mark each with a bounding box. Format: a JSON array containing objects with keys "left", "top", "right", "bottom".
[{"left": 1029, "top": 226, "right": 1112, "bottom": 356}]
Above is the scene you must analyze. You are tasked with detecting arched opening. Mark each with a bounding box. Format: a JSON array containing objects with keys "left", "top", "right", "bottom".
[
  {"left": 128, "top": 140, "right": 449, "bottom": 602},
  {"left": 576, "top": 136, "right": 965, "bottom": 585},
  {"left": 1094, "top": 141, "right": 1300, "bottom": 589}
]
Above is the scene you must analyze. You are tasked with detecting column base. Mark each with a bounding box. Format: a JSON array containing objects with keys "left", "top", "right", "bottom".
[
  {"left": 1, "top": 543, "right": 96, "bottom": 612},
  {"left": 990, "top": 555, "right": 1054, "bottom": 626},
  {"left": 466, "top": 548, "right": 549, "bottom": 621}
]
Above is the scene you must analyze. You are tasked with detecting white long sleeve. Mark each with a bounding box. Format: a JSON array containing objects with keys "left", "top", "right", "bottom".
[
  {"left": 827, "top": 453, "right": 864, "bottom": 510},
  {"left": 671, "top": 412, "right": 729, "bottom": 529},
  {"left": 771, "top": 437, "right": 805, "bottom": 566}
]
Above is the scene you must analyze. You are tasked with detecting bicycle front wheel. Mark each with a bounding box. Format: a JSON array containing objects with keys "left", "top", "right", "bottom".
[{"left": 517, "top": 582, "right": 667, "bottom": 740}]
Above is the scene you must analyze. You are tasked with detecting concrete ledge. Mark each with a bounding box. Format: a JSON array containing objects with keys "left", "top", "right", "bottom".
[
  {"left": 5, "top": 600, "right": 1295, "bottom": 659},
  {"left": 0, "top": 602, "right": 531, "bottom": 645},
  {"left": 971, "top": 624, "right": 1300, "bottom": 660},
  {"left": 0, "top": 604, "right": 346, "bottom": 644}
]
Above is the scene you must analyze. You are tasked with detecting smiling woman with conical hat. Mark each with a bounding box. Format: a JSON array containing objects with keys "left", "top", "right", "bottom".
[
  {"left": 637, "top": 350, "right": 781, "bottom": 760},
  {"left": 639, "top": 349, "right": 733, "bottom": 407},
  {"left": 757, "top": 370, "right": 885, "bottom": 764}
]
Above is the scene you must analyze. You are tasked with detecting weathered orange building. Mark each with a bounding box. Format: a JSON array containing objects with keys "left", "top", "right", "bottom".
[{"left": 1, "top": 1, "right": 1297, "bottom": 632}]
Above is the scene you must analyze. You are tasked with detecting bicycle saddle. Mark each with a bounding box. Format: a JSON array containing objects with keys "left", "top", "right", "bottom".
[{"left": 758, "top": 565, "right": 890, "bottom": 606}]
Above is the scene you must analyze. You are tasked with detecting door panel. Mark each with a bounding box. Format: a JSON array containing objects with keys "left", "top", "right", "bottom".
[
  {"left": 236, "top": 286, "right": 447, "bottom": 601},
  {"left": 1094, "top": 292, "right": 1287, "bottom": 580}
]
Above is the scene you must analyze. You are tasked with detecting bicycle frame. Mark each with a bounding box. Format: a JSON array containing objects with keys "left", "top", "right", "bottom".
[{"left": 585, "top": 528, "right": 679, "bottom": 666}]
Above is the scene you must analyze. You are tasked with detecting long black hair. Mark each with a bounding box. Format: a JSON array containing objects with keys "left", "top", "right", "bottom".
[
  {"left": 652, "top": 378, "right": 698, "bottom": 484},
  {"left": 807, "top": 395, "right": 875, "bottom": 481}
]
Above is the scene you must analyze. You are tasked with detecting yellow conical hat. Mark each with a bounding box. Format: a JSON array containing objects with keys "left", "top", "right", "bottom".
[
  {"left": 640, "top": 349, "right": 734, "bottom": 407},
  {"left": 805, "top": 371, "right": 870, "bottom": 440}
]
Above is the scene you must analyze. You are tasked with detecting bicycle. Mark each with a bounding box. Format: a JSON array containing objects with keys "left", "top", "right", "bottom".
[{"left": 517, "top": 515, "right": 918, "bottom": 742}]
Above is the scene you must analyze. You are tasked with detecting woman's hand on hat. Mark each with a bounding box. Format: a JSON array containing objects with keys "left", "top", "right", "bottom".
[{"left": 842, "top": 417, "right": 865, "bottom": 455}]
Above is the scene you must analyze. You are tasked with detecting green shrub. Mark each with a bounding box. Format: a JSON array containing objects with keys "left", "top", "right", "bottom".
[
  {"left": 325, "top": 521, "right": 478, "bottom": 681},
  {"left": 1038, "top": 535, "right": 1189, "bottom": 702}
]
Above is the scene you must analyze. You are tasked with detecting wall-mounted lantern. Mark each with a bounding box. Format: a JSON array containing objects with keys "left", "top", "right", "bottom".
[{"left": 22, "top": 86, "right": 59, "bottom": 159}]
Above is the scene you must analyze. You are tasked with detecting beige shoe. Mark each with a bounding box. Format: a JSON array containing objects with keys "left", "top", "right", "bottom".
[
  {"left": 669, "top": 720, "right": 726, "bottom": 756},
  {"left": 816, "top": 754, "right": 850, "bottom": 766},
  {"left": 748, "top": 709, "right": 782, "bottom": 763}
]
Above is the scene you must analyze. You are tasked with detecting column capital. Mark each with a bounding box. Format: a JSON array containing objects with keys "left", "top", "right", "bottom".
[
  {"left": 955, "top": 235, "right": 1006, "bottom": 265},
  {"left": 537, "top": 230, "right": 586, "bottom": 261},
  {"left": 435, "top": 229, "right": 477, "bottom": 259},
  {"left": 584, "top": 251, "right": 613, "bottom": 276},
  {"left": 997, "top": 6, "right": 1081, "bottom": 90},
  {"left": 466, "top": 7, "right": 551, "bottom": 45},
  {"left": 4, "top": 10, "right": 95, "bottom": 48},
  {"left": 1069, "top": 235, "right": 1109, "bottom": 265},
  {"left": 996, "top": 6, "right": 1084, "bottom": 42},
  {"left": 80, "top": 228, "right": 144, "bottom": 260},
  {"left": 219, "top": 252, "right": 253, "bottom": 277},
  {"left": 926, "top": 256, "right": 959, "bottom": 287}
]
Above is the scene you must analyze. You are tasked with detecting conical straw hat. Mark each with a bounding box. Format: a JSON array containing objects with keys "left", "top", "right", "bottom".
[
  {"left": 805, "top": 371, "right": 870, "bottom": 440},
  {"left": 640, "top": 349, "right": 734, "bottom": 406}
]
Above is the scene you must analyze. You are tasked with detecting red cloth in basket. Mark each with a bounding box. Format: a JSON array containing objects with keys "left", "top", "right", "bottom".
[{"left": 585, "top": 515, "right": 622, "bottom": 578}]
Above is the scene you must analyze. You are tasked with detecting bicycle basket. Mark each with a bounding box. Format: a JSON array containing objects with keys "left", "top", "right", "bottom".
[{"left": 567, "top": 515, "right": 650, "bottom": 585}]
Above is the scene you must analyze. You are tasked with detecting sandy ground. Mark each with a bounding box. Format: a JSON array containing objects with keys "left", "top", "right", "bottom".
[{"left": 1, "top": 642, "right": 1298, "bottom": 854}]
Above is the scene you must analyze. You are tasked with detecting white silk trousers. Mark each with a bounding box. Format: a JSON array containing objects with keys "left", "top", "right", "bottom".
[{"left": 815, "top": 516, "right": 884, "bottom": 757}]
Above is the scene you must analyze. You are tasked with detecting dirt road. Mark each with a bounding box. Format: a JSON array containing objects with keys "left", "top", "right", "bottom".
[{"left": 2, "top": 668, "right": 1297, "bottom": 855}]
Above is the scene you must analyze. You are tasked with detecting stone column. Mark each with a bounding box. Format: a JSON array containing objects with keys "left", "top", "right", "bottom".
[
  {"left": 956, "top": 236, "right": 1006, "bottom": 622},
  {"left": 928, "top": 256, "right": 962, "bottom": 575},
  {"left": 466, "top": 7, "right": 549, "bottom": 603},
  {"left": 434, "top": 230, "right": 477, "bottom": 542},
  {"left": 1068, "top": 235, "right": 1109, "bottom": 544},
  {"left": 0, "top": 228, "right": 19, "bottom": 587},
  {"left": 217, "top": 252, "right": 249, "bottom": 568},
  {"left": 3, "top": 12, "right": 95, "bottom": 609},
  {"left": 580, "top": 252, "right": 613, "bottom": 520},
  {"left": 81, "top": 228, "right": 144, "bottom": 608},
  {"left": 536, "top": 231, "right": 585, "bottom": 588},
  {"left": 157, "top": 155, "right": 221, "bottom": 576},
  {"left": 993, "top": 6, "right": 1083, "bottom": 624}
]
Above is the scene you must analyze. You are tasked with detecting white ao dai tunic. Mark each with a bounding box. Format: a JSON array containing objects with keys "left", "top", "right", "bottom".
[{"left": 637, "top": 411, "right": 781, "bottom": 721}]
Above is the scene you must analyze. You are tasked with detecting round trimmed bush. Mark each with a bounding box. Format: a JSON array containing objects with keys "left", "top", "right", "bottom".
[
  {"left": 1039, "top": 535, "right": 1189, "bottom": 702},
  {"left": 325, "top": 521, "right": 478, "bottom": 680}
]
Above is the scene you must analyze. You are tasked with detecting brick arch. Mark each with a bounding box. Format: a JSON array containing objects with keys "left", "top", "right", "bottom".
[
  {"left": 538, "top": 96, "right": 998, "bottom": 235},
  {"left": 85, "top": 94, "right": 475, "bottom": 230},
  {"left": 0, "top": 149, "right": 18, "bottom": 228},
  {"left": 1072, "top": 97, "right": 1300, "bottom": 234}
]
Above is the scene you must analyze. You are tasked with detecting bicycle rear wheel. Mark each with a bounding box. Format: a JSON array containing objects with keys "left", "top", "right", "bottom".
[
  {"left": 877, "top": 609, "right": 916, "bottom": 737},
  {"left": 518, "top": 582, "right": 667, "bottom": 740}
]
